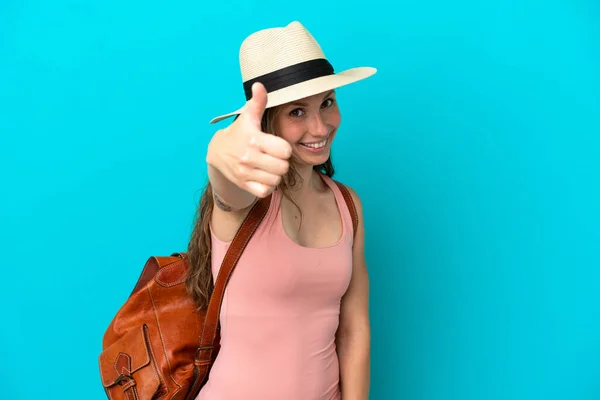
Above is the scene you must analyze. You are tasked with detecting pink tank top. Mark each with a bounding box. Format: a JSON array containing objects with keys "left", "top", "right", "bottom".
[{"left": 196, "top": 173, "right": 354, "bottom": 400}]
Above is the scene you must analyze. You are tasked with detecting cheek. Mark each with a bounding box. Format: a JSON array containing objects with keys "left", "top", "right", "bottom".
[
  {"left": 275, "top": 119, "right": 305, "bottom": 143},
  {"left": 326, "top": 108, "right": 342, "bottom": 128}
]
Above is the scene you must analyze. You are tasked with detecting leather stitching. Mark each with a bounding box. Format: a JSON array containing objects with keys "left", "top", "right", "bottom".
[
  {"left": 148, "top": 287, "right": 181, "bottom": 389},
  {"left": 155, "top": 260, "right": 186, "bottom": 287},
  {"left": 143, "top": 324, "right": 165, "bottom": 397}
]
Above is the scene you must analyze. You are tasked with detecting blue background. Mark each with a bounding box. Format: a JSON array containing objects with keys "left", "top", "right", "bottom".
[{"left": 1, "top": 1, "right": 599, "bottom": 399}]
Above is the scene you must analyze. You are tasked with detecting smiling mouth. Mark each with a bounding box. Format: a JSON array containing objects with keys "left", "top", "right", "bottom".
[{"left": 300, "top": 138, "right": 328, "bottom": 149}]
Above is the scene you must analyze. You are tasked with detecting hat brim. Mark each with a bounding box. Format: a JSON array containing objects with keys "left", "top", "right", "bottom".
[{"left": 209, "top": 66, "right": 377, "bottom": 124}]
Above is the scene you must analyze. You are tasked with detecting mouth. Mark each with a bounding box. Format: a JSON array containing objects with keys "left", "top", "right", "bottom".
[{"left": 299, "top": 138, "right": 328, "bottom": 150}]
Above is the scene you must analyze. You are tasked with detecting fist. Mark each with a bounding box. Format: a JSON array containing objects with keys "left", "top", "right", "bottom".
[{"left": 209, "top": 82, "right": 292, "bottom": 198}]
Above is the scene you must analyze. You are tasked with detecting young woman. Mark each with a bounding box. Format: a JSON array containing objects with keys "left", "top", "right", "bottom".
[{"left": 188, "top": 21, "right": 376, "bottom": 400}]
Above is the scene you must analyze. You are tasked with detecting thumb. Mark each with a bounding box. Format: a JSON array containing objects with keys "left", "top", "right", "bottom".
[{"left": 243, "top": 82, "right": 268, "bottom": 126}]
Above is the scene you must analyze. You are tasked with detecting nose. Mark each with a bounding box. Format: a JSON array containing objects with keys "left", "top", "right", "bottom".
[{"left": 308, "top": 112, "right": 329, "bottom": 138}]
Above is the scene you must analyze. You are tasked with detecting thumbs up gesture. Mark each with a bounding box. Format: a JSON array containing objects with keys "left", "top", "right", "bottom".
[{"left": 207, "top": 82, "right": 292, "bottom": 199}]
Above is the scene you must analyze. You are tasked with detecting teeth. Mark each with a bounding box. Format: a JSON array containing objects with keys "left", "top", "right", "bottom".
[{"left": 302, "top": 139, "right": 327, "bottom": 149}]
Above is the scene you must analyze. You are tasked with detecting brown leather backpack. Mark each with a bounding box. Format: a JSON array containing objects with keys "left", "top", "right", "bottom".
[{"left": 98, "top": 182, "right": 357, "bottom": 400}]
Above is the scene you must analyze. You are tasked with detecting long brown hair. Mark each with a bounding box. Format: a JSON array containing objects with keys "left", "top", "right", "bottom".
[{"left": 185, "top": 108, "right": 335, "bottom": 309}]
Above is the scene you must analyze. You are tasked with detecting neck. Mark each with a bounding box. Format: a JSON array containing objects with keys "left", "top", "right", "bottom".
[{"left": 287, "top": 164, "right": 322, "bottom": 199}]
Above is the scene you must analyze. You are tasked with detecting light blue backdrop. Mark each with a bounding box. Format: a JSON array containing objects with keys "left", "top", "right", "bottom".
[{"left": 1, "top": 1, "right": 599, "bottom": 399}]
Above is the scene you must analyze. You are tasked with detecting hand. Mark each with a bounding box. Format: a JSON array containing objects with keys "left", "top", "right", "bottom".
[{"left": 207, "top": 82, "right": 292, "bottom": 198}]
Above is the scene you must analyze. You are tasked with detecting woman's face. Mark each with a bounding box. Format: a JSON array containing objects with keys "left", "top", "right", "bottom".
[{"left": 273, "top": 90, "right": 341, "bottom": 167}]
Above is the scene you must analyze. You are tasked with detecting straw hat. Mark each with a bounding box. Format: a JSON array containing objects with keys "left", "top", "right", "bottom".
[{"left": 209, "top": 21, "right": 377, "bottom": 124}]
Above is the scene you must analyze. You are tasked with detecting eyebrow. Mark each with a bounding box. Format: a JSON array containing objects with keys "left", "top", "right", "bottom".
[{"left": 288, "top": 90, "right": 335, "bottom": 107}]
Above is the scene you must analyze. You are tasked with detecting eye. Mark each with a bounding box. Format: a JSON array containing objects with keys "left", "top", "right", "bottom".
[
  {"left": 289, "top": 108, "right": 305, "bottom": 117},
  {"left": 321, "top": 98, "right": 334, "bottom": 108}
]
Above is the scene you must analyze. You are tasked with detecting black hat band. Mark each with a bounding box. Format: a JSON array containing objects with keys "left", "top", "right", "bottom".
[{"left": 242, "top": 58, "right": 335, "bottom": 101}]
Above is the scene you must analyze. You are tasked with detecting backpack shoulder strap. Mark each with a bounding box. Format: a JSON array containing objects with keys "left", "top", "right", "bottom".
[
  {"left": 196, "top": 194, "right": 272, "bottom": 353},
  {"left": 333, "top": 180, "right": 359, "bottom": 240}
]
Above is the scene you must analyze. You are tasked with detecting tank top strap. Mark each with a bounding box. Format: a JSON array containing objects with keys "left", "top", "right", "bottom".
[
  {"left": 258, "top": 189, "right": 281, "bottom": 231},
  {"left": 210, "top": 190, "right": 279, "bottom": 248},
  {"left": 318, "top": 173, "right": 355, "bottom": 244}
]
